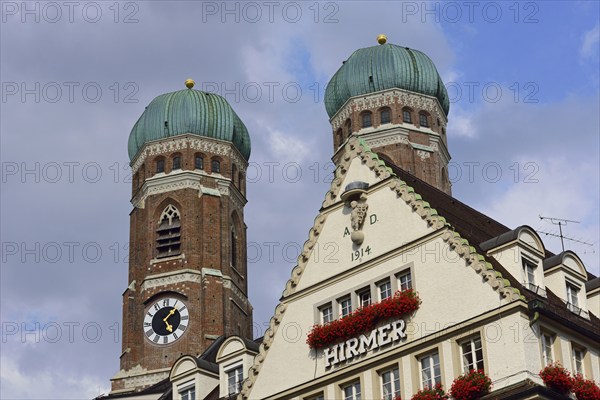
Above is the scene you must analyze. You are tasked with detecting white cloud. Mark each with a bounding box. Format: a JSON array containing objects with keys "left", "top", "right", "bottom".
[
  {"left": 1, "top": 355, "right": 110, "bottom": 399},
  {"left": 580, "top": 23, "right": 600, "bottom": 61}
]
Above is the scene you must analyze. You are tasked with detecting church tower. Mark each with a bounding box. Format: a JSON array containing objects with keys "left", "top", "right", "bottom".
[
  {"left": 110, "top": 80, "right": 253, "bottom": 394},
  {"left": 325, "top": 35, "right": 452, "bottom": 194}
]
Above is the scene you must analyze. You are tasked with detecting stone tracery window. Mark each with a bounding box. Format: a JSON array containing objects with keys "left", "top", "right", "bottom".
[{"left": 156, "top": 204, "right": 181, "bottom": 258}]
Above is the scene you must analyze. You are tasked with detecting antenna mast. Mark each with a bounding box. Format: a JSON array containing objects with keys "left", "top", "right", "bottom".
[{"left": 538, "top": 215, "right": 593, "bottom": 252}]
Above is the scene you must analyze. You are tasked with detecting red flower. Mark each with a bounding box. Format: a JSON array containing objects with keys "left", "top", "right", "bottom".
[
  {"left": 572, "top": 374, "right": 600, "bottom": 400},
  {"left": 306, "top": 289, "right": 420, "bottom": 349},
  {"left": 411, "top": 383, "right": 448, "bottom": 400},
  {"left": 539, "top": 363, "right": 573, "bottom": 395},
  {"left": 450, "top": 370, "right": 492, "bottom": 400}
]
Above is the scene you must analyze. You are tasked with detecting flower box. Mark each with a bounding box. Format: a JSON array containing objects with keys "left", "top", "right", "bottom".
[
  {"left": 572, "top": 374, "right": 600, "bottom": 400},
  {"left": 539, "top": 363, "right": 573, "bottom": 395},
  {"left": 450, "top": 370, "right": 492, "bottom": 400},
  {"left": 411, "top": 384, "right": 448, "bottom": 400},
  {"left": 306, "top": 289, "right": 420, "bottom": 349}
]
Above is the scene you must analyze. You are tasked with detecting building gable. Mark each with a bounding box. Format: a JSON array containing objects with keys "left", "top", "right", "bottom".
[{"left": 241, "top": 138, "right": 524, "bottom": 399}]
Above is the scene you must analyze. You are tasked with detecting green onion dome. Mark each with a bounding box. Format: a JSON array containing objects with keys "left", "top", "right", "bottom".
[
  {"left": 325, "top": 39, "right": 450, "bottom": 118},
  {"left": 128, "top": 82, "right": 251, "bottom": 161}
]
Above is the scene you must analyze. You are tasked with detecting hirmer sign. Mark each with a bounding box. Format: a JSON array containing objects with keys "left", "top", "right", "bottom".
[{"left": 324, "top": 319, "right": 407, "bottom": 368}]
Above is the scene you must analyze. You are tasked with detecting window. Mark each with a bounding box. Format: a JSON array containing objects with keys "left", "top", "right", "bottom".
[
  {"left": 361, "top": 112, "right": 372, "bottom": 128},
  {"left": 156, "top": 159, "right": 165, "bottom": 173},
  {"left": 522, "top": 258, "right": 536, "bottom": 288},
  {"left": 231, "top": 229, "right": 237, "bottom": 268},
  {"left": 212, "top": 159, "right": 221, "bottom": 173},
  {"left": 345, "top": 119, "right": 352, "bottom": 137},
  {"left": 378, "top": 280, "right": 392, "bottom": 301},
  {"left": 398, "top": 271, "right": 412, "bottom": 291},
  {"left": 172, "top": 156, "right": 181, "bottom": 170},
  {"left": 566, "top": 282, "right": 579, "bottom": 308},
  {"left": 402, "top": 109, "right": 412, "bottom": 123},
  {"left": 227, "top": 366, "right": 244, "bottom": 395},
  {"left": 306, "top": 395, "right": 324, "bottom": 400},
  {"left": 380, "top": 108, "right": 391, "bottom": 124},
  {"left": 156, "top": 205, "right": 181, "bottom": 258},
  {"left": 194, "top": 155, "right": 204, "bottom": 170},
  {"left": 321, "top": 304, "right": 333, "bottom": 324},
  {"left": 542, "top": 333, "right": 554, "bottom": 365},
  {"left": 339, "top": 297, "right": 352, "bottom": 318},
  {"left": 381, "top": 367, "right": 401, "bottom": 400},
  {"left": 460, "top": 336, "right": 484, "bottom": 373},
  {"left": 572, "top": 346, "right": 585, "bottom": 375},
  {"left": 420, "top": 352, "right": 441, "bottom": 388},
  {"left": 180, "top": 385, "right": 195, "bottom": 400},
  {"left": 357, "top": 288, "right": 371, "bottom": 308},
  {"left": 342, "top": 381, "right": 361, "bottom": 400},
  {"left": 419, "top": 113, "right": 429, "bottom": 127}
]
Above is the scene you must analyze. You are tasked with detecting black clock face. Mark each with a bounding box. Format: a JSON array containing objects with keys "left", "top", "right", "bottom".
[{"left": 143, "top": 297, "right": 189, "bottom": 345}]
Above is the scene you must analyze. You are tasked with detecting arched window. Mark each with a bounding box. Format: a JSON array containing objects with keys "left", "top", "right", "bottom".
[
  {"left": 402, "top": 108, "right": 412, "bottom": 124},
  {"left": 212, "top": 159, "right": 221, "bottom": 174},
  {"left": 380, "top": 108, "right": 391, "bottom": 124},
  {"left": 238, "top": 172, "right": 245, "bottom": 194},
  {"left": 231, "top": 228, "right": 237, "bottom": 268},
  {"left": 195, "top": 155, "right": 204, "bottom": 170},
  {"left": 419, "top": 113, "right": 429, "bottom": 127},
  {"left": 172, "top": 156, "right": 181, "bottom": 170},
  {"left": 156, "top": 158, "right": 165, "bottom": 173},
  {"left": 442, "top": 127, "right": 446, "bottom": 136},
  {"left": 336, "top": 128, "right": 343, "bottom": 147},
  {"left": 345, "top": 119, "right": 352, "bottom": 137},
  {"left": 232, "top": 164, "right": 238, "bottom": 187},
  {"left": 361, "top": 112, "right": 372, "bottom": 128},
  {"left": 156, "top": 205, "right": 181, "bottom": 258}
]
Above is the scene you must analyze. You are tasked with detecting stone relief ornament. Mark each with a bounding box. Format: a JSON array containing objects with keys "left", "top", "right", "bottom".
[{"left": 350, "top": 195, "right": 368, "bottom": 245}]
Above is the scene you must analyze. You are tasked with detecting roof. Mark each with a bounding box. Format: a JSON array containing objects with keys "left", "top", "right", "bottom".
[
  {"left": 324, "top": 42, "right": 450, "bottom": 118},
  {"left": 378, "top": 153, "right": 600, "bottom": 338},
  {"left": 128, "top": 87, "right": 251, "bottom": 161}
]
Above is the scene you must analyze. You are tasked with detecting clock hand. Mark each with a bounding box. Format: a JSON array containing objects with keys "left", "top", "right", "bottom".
[{"left": 163, "top": 308, "right": 177, "bottom": 333}]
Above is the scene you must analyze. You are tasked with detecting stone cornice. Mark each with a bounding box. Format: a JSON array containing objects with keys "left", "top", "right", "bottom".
[
  {"left": 330, "top": 88, "right": 448, "bottom": 132},
  {"left": 130, "top": 134, "right": 247, "bottom": 175},
  {"left": 239, "top": 137, "right": 523, "bottom": 400},
  {"left": 131, "top": 170, "right": 247, "bottom": 211}
]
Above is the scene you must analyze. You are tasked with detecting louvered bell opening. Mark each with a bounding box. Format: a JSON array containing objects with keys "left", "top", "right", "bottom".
[{"left": 156, "top": 219, "right": 181, "bottom": 258}]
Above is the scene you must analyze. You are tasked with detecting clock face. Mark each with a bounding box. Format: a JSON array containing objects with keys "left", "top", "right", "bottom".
[{"left": 143, "top": 297, "right": 189, "bottom": 345}]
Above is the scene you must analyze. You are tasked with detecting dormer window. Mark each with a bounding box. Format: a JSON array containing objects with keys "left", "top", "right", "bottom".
[
  {"left": 566, "top": 282, "right": 580, "bottom": 309},
  {"left": 179, "top": 381, "right": 195, "bottom": 400},
  {"left": 522, "top": 258, "right": 536, "bottom": 287},
  {"left": 226, "top": 365, "right": 243, "bottom": 395}
]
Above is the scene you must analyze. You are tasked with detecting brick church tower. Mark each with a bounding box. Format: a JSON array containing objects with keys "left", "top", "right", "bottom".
[
  {"left": 325, "top": 35, "right": 452, "bottom": 194},
  {"left": 110, "top": 79, "right": 253, "bottom": 393}
]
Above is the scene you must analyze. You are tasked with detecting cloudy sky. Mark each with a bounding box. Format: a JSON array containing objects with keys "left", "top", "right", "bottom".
[{"left": 1, "top": 1, "right": 599, "bottom": 398}]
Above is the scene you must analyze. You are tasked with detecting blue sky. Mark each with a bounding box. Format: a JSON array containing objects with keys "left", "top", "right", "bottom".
[{"left": 1, "top": 1, "right": 599, "bottom": 398}]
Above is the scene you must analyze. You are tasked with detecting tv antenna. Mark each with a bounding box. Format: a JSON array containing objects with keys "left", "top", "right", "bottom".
[{"left": 538, "top": 215, "right": 594, "bottom": 252}]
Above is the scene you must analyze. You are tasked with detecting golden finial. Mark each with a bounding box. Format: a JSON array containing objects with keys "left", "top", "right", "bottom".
[
  {"left": 377, "top": 34, "right": 387, "bottom": 45},
  {"left": 185, "top": 79, "right": 195, "bottom": 89}
]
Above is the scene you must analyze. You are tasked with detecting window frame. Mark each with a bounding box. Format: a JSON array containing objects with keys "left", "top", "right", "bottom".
[
  {"left": 179, "top": 380, "right": 196, "bottom": 400},
  {"left": 225, "top": 364, "right": 244, "bottom": 396},
  {"left": 402, "top": 109, "right": 412, "bottom": 123},
  {"left": 357, "top": 287, "right": 371, "bottom": 308},
  {"left": 380, "top": 108, "right": 391, "bottom": 125},
  {"left": 211, "top": 159, "right": 221, "bottom": 174},
  {"left": 156, "top": 158, "right": 165, "bottom": 173},
  {"left": 172, "top": 155, "right": 182, "bottom": 170},
  {"left": 378, "top": 279, "right": 392, "bottom": 301},
  {"left": 320, "top": 303, "right": 333, "bottom": 324},
  {"left": 194, "top": 155, "right": 204, "bottom": 170},
  {"left": 341, "top": 380, "right": 361, "bottom": 400},
  {"left": 571, "top": 345, "right": 585, "bottom": 375},
  {"left": 397, "top": 270, "right": 412, "bottom": 291},
  {"left": 459, "top": 335, "right": 484, "bottom": 373},
  {"left": 380, "top": 366, "right": 401, "bottom": 400},
  {"left": 361, "top": 112, "right": 373, "bottom": 128},
  {"left": 566, "top": 281, "right": 579, "bottom": 307},
  {"left": 338, "top": 296, "right": 352, "bottom": 318},
  {"left": 541, "top": 332, "right": 555, "bottom": 366},
  {"left": 419, "top": 351, "right": 441, "bottom": 389},
  {"left": 419, "top": 113, "right": 429, "bottom": 128}
]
